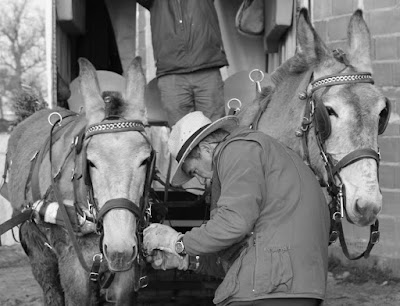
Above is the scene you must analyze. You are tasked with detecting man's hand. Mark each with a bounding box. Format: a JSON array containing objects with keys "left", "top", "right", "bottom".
[
  {"left": 143, "top": 223, "right": 183, "bottom": 255},
  {"left": 146, "top": 250, "right": 189, "bottom": 271}
]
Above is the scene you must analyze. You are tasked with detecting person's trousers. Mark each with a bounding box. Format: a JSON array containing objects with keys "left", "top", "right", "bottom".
[
  {"left": 226, "top": 298, "right": 321, "bottom": 306},
  {"left": 157, "top": 68, "right": 225, "bottom": 126}
]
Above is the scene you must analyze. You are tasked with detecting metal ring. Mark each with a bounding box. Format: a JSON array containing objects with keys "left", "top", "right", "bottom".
[
  {"left": 249, "top": 69, "right": 264, "bottom": 83},
  {"left": 48, "top": 112, "right": 62, "bottom": 126},
  {"left": 93, "top": 253, "right": 103, "bottom": 262},
  {"left": 332, "top": 211, "right": 342, "bottom": 221},
  {"left": 227, "top": 98, "right": 242, "bottom": 110}
]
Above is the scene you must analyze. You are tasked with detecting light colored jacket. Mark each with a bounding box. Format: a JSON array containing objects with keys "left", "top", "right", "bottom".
[{"left": 183, "top": 127, "right": 330, "bottom": 305}]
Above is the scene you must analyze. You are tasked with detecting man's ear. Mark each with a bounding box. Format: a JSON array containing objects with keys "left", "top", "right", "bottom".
[{"left": 199, "top": 142, "right": 212, "bottom": 154}]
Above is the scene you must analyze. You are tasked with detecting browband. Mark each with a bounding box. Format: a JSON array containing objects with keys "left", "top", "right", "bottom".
[
  {"left": 310, "top": 73, "right": 374, "bottom": 94},
  {"left": 85, "top": 120, "right": 145, "bottom": 138}
]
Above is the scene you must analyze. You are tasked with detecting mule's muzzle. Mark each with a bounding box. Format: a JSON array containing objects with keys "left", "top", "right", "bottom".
[
  {"left": 104, "top": 244, "right": 138, "bottom": 272},
  {"left": 353, "top": 200, "right": 381, "bottom": 226}
]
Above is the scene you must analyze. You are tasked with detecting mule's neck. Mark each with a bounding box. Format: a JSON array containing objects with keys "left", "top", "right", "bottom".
[{"left": 259, "top": 68, "right": 314, "bottom": 157}]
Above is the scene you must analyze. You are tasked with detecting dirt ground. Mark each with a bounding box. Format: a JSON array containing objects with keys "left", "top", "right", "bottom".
[{"left": 1, "top": 244, "right": 399, "bottom": 306}]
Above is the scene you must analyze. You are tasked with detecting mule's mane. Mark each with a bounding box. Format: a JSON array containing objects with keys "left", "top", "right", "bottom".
[
  {"left": 102, "top": 91, "right": 126, "bottom": 117},
  {"left": 271, "top": 53, "right": 311, "bottom": 86}
]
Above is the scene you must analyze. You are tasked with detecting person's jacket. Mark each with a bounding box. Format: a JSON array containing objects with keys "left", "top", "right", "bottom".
[
  {"left": 183, "top": 127, "right": 330, "bottom": 305},
  {"left": 137, "top": 0, "right": 228, "bottom": 77}
]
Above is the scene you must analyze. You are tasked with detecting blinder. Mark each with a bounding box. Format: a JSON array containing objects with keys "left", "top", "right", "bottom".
[
  {"left": 378, "top": 98, "right": 391, "bottom": 135},
  {"left": 314, "top": 102, "right": 331, "bottom": 143}
]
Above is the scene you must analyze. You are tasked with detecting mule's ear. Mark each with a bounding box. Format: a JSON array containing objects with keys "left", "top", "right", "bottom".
[
  {"left": 123, "top": 56, "right": 148, "bottom": 123},
  {"left": 296, "top": 8, "right": 330, "bottom": 65},
  {"left": 347, "top": 10, "right": 372, "bottom": 72},
  {"left": 78, "top": 58, "right": 104, "bottom": 124}
]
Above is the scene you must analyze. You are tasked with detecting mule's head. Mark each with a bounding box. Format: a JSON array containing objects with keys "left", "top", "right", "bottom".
[
  {"left": 295, "top": 9, "right": 390, "bottom": 226},
  {"left": 79, "top": 57, "right": 152, "bottom": 271}
]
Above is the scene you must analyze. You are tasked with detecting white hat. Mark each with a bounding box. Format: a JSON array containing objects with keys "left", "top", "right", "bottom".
[{"left": 168, "top": 111, "right": 239, "bottom": 186}]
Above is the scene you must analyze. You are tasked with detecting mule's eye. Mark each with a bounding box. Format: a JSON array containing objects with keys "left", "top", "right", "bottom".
[
  {"left": 88, "top": 160, "right": 96, "bottom": 168},
  {"left": 326, "top": 106, "right": 338, "bottom": 117}
]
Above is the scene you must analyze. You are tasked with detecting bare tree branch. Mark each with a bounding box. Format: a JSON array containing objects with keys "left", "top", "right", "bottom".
[{"left": 0, "top": 0, "right": 46, "bottom": 108}]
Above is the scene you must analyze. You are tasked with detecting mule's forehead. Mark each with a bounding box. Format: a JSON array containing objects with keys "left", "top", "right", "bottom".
[
  {"left": 88, "top": 131, "right": 152, "bottom": 157},
  {"left": 325, "top": 82, "right": 385, "bottom": 112}
]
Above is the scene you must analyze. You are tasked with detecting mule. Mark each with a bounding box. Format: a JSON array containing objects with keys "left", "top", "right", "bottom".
[
  {"left": 6, "top": 57, "right": 152, "bottom": 305},
  {"left": 238, "top": 9, "right": 390, "bottom": 231}
]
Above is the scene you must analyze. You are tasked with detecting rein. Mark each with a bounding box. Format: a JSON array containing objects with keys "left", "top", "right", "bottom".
[{"left": 295, "top": 50, "right": 386, "bottom": 260}]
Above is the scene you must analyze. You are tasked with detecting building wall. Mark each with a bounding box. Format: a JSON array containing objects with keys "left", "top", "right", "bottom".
[
  {"left": 0, "top": 133, "right": 17, "bottom": 245},
  {"left": 312, "top": 0, "right": 400, "bottom": 274}
]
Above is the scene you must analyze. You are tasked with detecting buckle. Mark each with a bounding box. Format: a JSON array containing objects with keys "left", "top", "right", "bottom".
[
  {"left": 329, "top": 231, "right": 338, "bottom": 244},
  {"left": 89, "top": 272, "right": 100, "bottom": 282},
  {"left": 370, "top": 231, "right": 380, "bottom": 244},
  {"left": 139, "top": 275, "right": 149, "bottom": 288}
]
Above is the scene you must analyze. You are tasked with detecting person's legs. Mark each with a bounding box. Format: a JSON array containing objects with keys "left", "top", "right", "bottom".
[
  {"left": 157, "top": 74, "right": 194, "bottom": 126},
  {"left": 227, "top": 298, "right": 321, "bottom": 306},
  {"left": 191, "top": 68, "right": 225, "bottom": 122}
]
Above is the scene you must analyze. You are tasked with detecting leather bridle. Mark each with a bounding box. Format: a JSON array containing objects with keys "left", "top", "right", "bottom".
[{"left": 296, "top": 50, "right": 391, "bottom": 260}]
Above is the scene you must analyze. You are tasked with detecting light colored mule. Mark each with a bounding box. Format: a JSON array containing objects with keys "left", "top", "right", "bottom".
[
  {"left": 6, "top": 57, "right": 152, "bottom": 305},
  {"left": 239, "top": 9, "right": 390, "bottom": 228}
]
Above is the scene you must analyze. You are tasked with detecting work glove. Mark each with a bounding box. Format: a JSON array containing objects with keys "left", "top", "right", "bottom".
[
  {"left": 143, "top": 223, "right": 183, "bottom": 256},
  {"left": 146, "top": 250, "right": 189, "bottom": 271}
]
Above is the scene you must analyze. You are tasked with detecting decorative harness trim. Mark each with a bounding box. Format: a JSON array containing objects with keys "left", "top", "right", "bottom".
[
  {"left": 86, "top": 120, "right": 145, "bottom": 137},
  {"left": 310, "top": 72, "right": 374, "bottom": 92}
]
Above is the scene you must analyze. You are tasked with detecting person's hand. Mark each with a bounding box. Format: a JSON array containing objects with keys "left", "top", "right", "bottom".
[
  {"left": 143, "top": 223, "right": 183, "bottom": 255},
  {"left": 146, "top": 250, "right": 189, "bottom": 271}
]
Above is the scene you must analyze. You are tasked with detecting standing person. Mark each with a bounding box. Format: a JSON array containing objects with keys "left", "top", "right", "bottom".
[
  {"left": 144, "top": 111, "right": 330, "bottom": 306},
  {"left": 137, "top": 0, "right": 228, "bottom": 126}
]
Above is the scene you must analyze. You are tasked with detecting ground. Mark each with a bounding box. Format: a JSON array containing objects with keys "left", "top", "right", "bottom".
[{"left": 1, "top": 244, "right": 399, "bottom": 306}]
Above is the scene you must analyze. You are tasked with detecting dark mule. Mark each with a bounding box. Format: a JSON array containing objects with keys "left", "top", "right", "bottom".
[
  {"left": 6, "top": 57, "right": 152, "bottom": 305},
  {"left": 239, "top": 10, "right": 390, "bottom": 238}
]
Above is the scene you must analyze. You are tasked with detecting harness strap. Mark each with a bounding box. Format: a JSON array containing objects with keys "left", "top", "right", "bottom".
[
  {"left": 0, "top": 152, "right": 10, "bottom": 200},
  {"left": 331, "top": 211, "right": 379, "bottom": 260},
  {"left": 31, "top": 114, "right": 78, "bottom": 201},
  {"left": 97, "top": 198, "right": 141, "bottom": 222},
  {"left": 49, "top": 120, "right": 90, "bottom": 272},
  {"left": 0, "top": 209, "right": 32, "bottom": 236},
  {"left": 25, "top": 151, "right": 39, "bottom": 200},
  {"left": 331, "top": 148, "right": 380, "bottom": 176},
  {"left": 87, "top": 254, "right": 103, "bottom": 306}
]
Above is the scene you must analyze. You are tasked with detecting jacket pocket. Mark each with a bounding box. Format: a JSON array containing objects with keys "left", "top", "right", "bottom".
[
  {"left": 213, "top": 247, "right": 247, "bottom": 305},
  {"left": 254, "top": 242, "right": 293, "bottom": 295}
]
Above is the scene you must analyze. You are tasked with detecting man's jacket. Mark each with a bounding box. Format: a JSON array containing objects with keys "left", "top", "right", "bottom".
[
  {"left": 183, "top": 127, "right": 330, "bottom": 305},
  {"left": 137, "top": 0, "right": 228, "bottom": 77}
]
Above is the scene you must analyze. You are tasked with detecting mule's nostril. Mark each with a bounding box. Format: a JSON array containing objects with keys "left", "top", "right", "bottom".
[
  {"left": 373, "top": 205, "right": 382, "bottom": 216},
  {"left": 354, "top": 201, "right": 364, "bottom": 215}
]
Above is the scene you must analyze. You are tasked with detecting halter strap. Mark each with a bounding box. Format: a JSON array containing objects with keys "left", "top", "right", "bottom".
[
  {"left": 96, "top": 198, "right": 141, "bottom": 222},
  {"left": 331, "top": 148, "right": 380, "bottom": 176}
]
